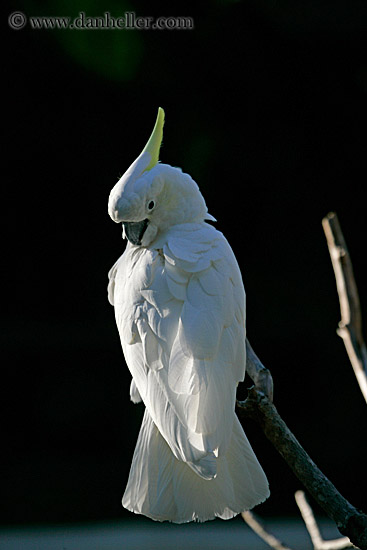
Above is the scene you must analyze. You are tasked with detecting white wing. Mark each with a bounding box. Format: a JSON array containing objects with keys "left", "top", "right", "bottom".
[{"left": 109, "top": 222, "right": 246, "bottom": 480}]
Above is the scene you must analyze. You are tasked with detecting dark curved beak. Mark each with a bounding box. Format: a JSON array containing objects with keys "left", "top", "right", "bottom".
[{"left": 123, "top": 219, "right": 149, "bottom": 245}]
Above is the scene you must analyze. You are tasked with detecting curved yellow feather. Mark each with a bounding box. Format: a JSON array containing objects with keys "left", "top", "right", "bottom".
[{"left": 141, "top": 107, "right": 165, "bottom": 172}]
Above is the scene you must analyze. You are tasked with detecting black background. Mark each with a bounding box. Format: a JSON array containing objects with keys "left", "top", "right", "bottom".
[{"left": 4, "top": 0, "right": 367, "bottom": 526}]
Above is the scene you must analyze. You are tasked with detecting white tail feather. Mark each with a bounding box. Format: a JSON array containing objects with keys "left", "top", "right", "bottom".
[{"left": 122, "top": 409, "right": 269, "bottom": 523}]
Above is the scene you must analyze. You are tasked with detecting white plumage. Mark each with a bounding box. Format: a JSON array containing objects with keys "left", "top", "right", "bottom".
[{"left": 107, "top": 108, "right": 269, "bottom": 523}]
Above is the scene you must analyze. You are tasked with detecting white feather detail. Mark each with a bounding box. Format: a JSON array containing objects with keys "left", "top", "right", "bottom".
[
  {"left": 130, "top": 378, "right": 142, "bottom": 403},
  {"left": 179, "top": 302, "right": 222, "bottom": 360}
]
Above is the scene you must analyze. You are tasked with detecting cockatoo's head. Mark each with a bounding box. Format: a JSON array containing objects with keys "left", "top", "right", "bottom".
[{"left": 108, "top": 108, "right": 215, "bottom": 247}]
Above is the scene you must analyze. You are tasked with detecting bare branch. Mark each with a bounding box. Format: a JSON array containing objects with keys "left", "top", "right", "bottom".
[
  {"left": 246, "top": 339, "right": 274, "bottom": 401},
  {"left": 295, "top": 491, "right": 355, "bottom": 550},
  {"left": 238, "top": 343, "right": 367, "bottom": 550},
  {"left": 242, "top": 494, "right": 355, "bottom": 550},
  {"left": 242, "top": 511, "right": 294, "bottom": 550},
  {"left": 322, "top": 212, "right": 367, "bottom": 403}
]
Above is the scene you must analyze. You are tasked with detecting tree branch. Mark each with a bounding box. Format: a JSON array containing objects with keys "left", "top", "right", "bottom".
[
  {"left": 241, "top": 493, "right": 355, "bottom": 550},
  {"left": 237, "top": 341, "right": 367, "bottom": 550},
  {"left": 295, "top": 491, "right": 355, "bottom": 550},
  {"left": 245, "top": 339, "right": 274, "bottom": 401},
  {"left": 241, "top": 510, "right": 294, "bottom": 550},
  {"left": 322, "top": 212, "right": 367, "bottom": 403}
]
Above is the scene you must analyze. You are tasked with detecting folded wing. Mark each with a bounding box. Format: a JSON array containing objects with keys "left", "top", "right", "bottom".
[{"left": 110, "top": 223, "right": 246, "bottom": 479}]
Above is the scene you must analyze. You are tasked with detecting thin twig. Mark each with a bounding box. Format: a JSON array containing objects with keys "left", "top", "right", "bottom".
[
  {"left": 295, "top": 491, "right": 355, "bottom": 550},
  {"left": 238, "top": 342, "right": 367, "bottom": 550},
  {"left": 242, "top": 511, "right": 294, "bottom": 550},
  {"left": 322, "top": 212, "right": 367, "bottom": 403}
]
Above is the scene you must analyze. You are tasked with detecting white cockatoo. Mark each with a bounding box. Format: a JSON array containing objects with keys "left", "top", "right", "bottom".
[{"left": 107, "top": 108, "right": 269, "bottom": 523}]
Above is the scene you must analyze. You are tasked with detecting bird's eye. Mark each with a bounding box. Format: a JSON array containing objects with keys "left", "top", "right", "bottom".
[{"left": 147, "top": 200, "right": 155, "bottom": 211}]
